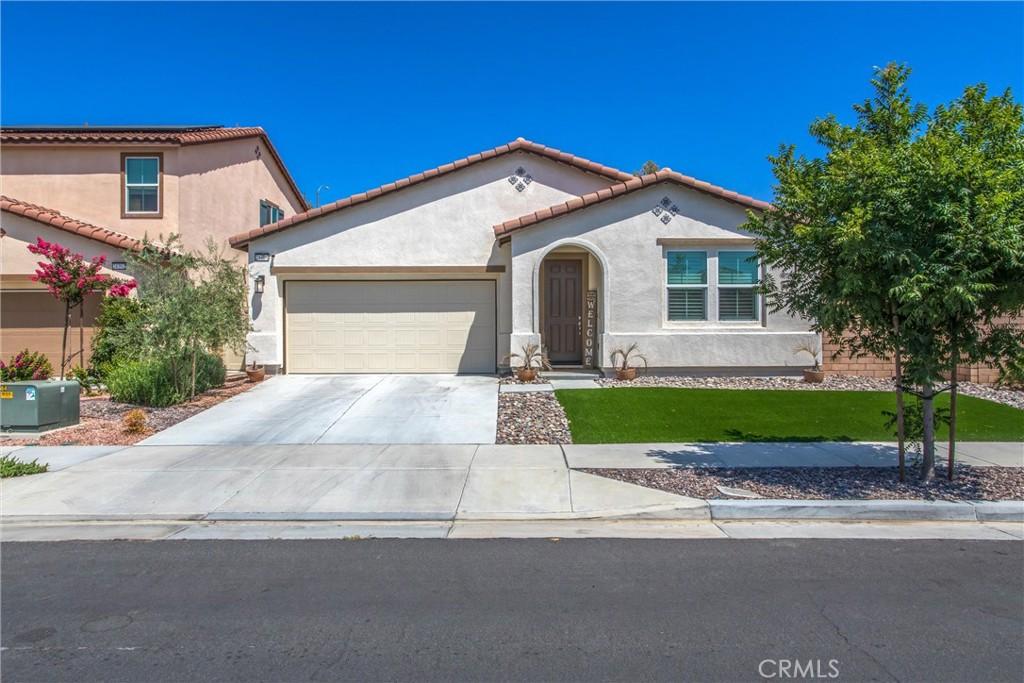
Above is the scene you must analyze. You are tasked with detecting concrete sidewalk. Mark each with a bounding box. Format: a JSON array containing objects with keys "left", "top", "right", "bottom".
[
  {"left": 1, "top": 442, "right": 1019, "bottom": 531},
  {"left": 0, "top": 444, "right": 705, "bottom": 522}
]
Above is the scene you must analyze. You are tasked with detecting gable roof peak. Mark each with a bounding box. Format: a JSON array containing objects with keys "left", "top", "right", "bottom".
[{"left": 229, "top": 137, "right": 633, "bottom": 249}]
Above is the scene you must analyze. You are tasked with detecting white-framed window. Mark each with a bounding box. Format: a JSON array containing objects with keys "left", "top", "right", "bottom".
[
  {"left": 665, "top": 248, "right": 761, "bottom": 323},
  {"left": 123, "top": 155, "right": 160, "bottom": 214},
  {"left": 259, "top": 200, "right": 284, "bottom": 226},
  {"left": 718, "top": 250, "right": 760, "bottom": 321},
  {"left": 666, "top": 251, "right": 708, "bottom": 321}
]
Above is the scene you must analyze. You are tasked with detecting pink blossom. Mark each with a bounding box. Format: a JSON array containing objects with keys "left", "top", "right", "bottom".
[{"left": 108, "top": 279, "right": 138, "bottom": 298}]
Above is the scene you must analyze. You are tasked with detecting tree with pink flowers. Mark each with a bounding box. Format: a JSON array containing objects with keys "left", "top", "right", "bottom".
[{"left": 27, "top": 237, "right": 137, "bottom": 379}]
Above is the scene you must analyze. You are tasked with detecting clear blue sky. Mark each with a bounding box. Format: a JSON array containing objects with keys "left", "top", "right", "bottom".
[{"left": 3, "top": 2, "right": 1021, "bottom": 204}]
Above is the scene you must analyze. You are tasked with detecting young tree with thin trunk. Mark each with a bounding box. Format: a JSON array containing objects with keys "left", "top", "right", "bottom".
[
  {"left": 746, "top": 64, "right": 1024, "bottom": 481},
  {"left": 27, "top": 238, "right": 136, "bottom": 378}
]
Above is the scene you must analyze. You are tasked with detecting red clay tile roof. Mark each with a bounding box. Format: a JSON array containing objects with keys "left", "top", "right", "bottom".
[
  {"left": 1, "top": 195, "right": 147, "bottom": 252},
  {"left": 1, "top": 126, "right": 309, "bottom": 211},
  {"left": 228, "top": 138, "right": 634, "bottom": 248},
  {"left": 493, "top": 168, "right": 771, "bottom": 237}
]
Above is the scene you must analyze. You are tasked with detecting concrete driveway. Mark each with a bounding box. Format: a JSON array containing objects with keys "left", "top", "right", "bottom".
[{"left": 142, "top": 375, "right": 498, "bottom": 445}]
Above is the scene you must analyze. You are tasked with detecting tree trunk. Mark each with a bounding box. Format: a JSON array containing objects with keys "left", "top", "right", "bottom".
[
  {"left": 948, "top": 354, "right": 959, "bottom": 482},
  {"left": 920, "top": 383, "right": 936, "bottom": 481},
  {"left": 79, "top": 299, "right": 85, "bottom": 370},
  {"left": 191, "top": 346, "right": 198, "bottom": 400},
  {"left": 892, "top": 314, "right": 906, "bottom": 482},
  {"left": 894, "top": 347, "right": 906, "bottom": 482},
  {"left": 60, "top": 300, "right": 71, "bottom": 380}
]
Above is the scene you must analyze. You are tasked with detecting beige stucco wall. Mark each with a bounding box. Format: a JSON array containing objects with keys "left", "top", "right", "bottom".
[
  {"left": 1, "top": 145, "right": 181, "bottom": 238},
  {"left": 1, "top": 139, "right": 305, "bottom": 263},
  {"left": 508, "top": 183, "right": 816, "bottom": 371},
  {"left": 244, "top": 152, "right": 614, "bottom": 369},
  {"left": 177, "top": 138, "right": 305, "bottom": 261}
]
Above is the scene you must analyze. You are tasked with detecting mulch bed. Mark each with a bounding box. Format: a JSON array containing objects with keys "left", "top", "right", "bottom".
[
  {"left": 583, "top": 466, "right": 1024, "bottom": 502},
  {"left": 1, "top": 378, "right": 257, "bottom": 446},
  {"left": 497, "top": 392, "right": 572, "bottom": 444}
]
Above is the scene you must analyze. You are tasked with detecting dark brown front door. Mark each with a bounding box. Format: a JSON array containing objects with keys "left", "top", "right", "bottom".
[{"left": 543, "top": 259, "right": 582, "bottom": 364}]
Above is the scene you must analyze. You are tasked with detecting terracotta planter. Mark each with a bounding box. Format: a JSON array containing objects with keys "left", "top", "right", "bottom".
[
  {"left": 246, "top": 366, "right": 266, "bottom": 383},
  {"left": 516, "top": 368, "right": 538, "bottom": 383},
  {"left": 802, "top": 368, "right": 825, "bottom": 384},
  {"left": 616, "top": 367, "right": 637, "bottom": 381}
]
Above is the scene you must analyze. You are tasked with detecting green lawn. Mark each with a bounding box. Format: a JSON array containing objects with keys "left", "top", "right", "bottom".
[{"left": 555, "top": 388, "right": 1024, "bottom": 444}]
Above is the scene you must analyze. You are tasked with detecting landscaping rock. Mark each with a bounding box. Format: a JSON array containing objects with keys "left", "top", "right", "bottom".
[
  {"left": 582, "top": 465, "right": 1024, "bottom": 502},
  {"left": 497, "top": 393, "right": 572, "bottom": 444}
]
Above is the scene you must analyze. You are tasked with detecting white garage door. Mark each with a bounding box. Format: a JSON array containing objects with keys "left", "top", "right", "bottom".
[{"left": 286, "top": 281, "right": 496, "bottom": 374}]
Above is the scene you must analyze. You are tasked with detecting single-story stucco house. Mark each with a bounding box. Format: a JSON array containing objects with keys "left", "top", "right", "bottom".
[{"left": 229, "top": 138, "right": 817, "bottom": 375}]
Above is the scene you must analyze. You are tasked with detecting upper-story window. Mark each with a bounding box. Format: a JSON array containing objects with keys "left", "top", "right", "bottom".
[
  {"left": 260, "top": 200, "right": 284, "bottom": 226},
  {"left": 666, "top": 249, "right": 760, "bottom": 323},
  {"left": 123, "top": 154, "right": 161, "bottom": 216}
]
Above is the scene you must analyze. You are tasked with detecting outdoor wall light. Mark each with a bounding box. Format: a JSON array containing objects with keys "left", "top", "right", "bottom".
[{"left": 254, "top": 274, "right": 265, "bottom": 294}]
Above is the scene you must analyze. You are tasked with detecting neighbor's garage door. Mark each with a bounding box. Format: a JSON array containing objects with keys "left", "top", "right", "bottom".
[
  {"left": 1, "top": 291, "right": 103, "bottom": 368},
  {"left": 285, "top": 281, "right": 496, "bottom": 373}
]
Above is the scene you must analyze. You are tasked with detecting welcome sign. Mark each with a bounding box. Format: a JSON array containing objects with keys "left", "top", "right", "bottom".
[{"left": 584, "top": 290, "right": 598, "bottom": 368}]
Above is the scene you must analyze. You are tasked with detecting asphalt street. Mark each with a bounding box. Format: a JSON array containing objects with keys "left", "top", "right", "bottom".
[{"left": 2, "top": 539, "right": 1021, "bottom": 682}]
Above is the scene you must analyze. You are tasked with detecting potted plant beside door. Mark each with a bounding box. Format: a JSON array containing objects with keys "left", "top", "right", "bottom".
[
  {"left": 610, "top": 343, "right": 647, "bottom": 381},
  {"left": 505, "top": 343, "right": 551, "bottom": 383}
]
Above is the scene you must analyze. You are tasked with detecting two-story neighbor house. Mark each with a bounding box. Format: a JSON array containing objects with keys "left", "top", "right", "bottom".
[
  {"left": 230, "top": 138, "right": 818, "bottom": 376},
  {"left": 1, "top": 125, "right": 307, "bottom": 367}
]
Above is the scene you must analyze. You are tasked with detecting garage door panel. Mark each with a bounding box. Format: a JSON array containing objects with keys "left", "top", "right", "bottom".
[{"left": 286, "top": 281, "right": 495, "bottom": 374}]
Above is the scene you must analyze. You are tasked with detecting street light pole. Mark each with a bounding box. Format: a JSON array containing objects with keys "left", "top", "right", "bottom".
[{"left": 315, "top": 184, "right": 331, "bottom": 208}]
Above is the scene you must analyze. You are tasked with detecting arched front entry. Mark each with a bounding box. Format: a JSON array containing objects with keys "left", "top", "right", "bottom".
[{"left": 532, "top": 239, "right": 608, "bottom": 367}]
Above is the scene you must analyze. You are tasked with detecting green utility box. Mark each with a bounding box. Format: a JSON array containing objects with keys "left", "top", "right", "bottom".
[{"left": 0, "top": 380, "right": 80, "bottom": 433}]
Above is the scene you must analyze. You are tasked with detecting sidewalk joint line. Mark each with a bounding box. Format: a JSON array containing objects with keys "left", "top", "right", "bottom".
[{"left": 451, "top": 446, "right": 478, "bottom": 521}]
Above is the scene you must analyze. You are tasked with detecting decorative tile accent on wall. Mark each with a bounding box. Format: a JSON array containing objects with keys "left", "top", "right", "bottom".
[
  {"left": 508, "top": 166, "right": 533, "bottom": 192},
  {"left": 652, "top": 196, "right": 681, "bottom": 223}
]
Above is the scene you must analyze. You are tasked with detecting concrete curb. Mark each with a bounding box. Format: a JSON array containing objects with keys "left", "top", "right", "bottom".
[
  {"left": 971, "top": 501, "right": 1024, "bottom": 522},
  {"left": 3, "top": 500, "right": 1021, "bottom": 525},
  {"left": 708, "top": 499, "right": 1023, "bottom": 522}
]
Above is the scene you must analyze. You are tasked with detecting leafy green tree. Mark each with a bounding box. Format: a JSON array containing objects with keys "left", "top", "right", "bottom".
[
  {"left": 746, "top": 63, "right": 1024, "bottom": 481},
  {"left": 635, "top": 160, "right": 660, "bottom": 176},
  {"left": 125, "top": 236, "right": 249, "bottom": 400}
]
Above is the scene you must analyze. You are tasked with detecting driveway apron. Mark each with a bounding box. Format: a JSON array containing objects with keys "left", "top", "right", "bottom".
[{"left": 140, "top": 374, "right": 498, "bottom": 445}]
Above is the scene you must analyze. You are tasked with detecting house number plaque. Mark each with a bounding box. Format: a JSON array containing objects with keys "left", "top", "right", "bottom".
[{"left": 584, "top": 290, "right": 598, "bottom": 368}]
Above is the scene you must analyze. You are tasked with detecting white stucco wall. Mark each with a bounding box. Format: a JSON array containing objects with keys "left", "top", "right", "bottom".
[
  {"left": 243, "top": 152, "right": 614, "bottom": 368},
  {"left": 508, "top": 183, "right": 816, "bottom": 371}
]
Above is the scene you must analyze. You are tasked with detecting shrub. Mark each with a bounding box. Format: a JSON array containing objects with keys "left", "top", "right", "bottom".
[
  {"left": 106, "top": 352, "right": 225, "bottom": 407},
  {"left": 91, "top": 296, "right": 146, "bottom": 379},
  {"left": 69, "top": 365, "right": 102, "bottom": 395},
  {"left": 0, "top": 455, "right": 48, "bottom": 478},
  {"left": 122, "top": 408, "right": 148, "bottom": 434},
  {"left": 0, "top": 350, "right": 53, "bottom": 382}
]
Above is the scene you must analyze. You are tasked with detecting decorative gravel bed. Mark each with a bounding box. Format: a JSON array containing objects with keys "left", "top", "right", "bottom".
[
  {"left": 1, "top": 378, "right": 257, "bottom": 446},
  {"left": 497, "top": 392, "right": 572, "bottom": 444},
  {"left": 597, "top": 375, "right": 1024, "bottom": 410},
  {"left": 582, "top": 466, "right": 1024, "bottom": 502}
]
